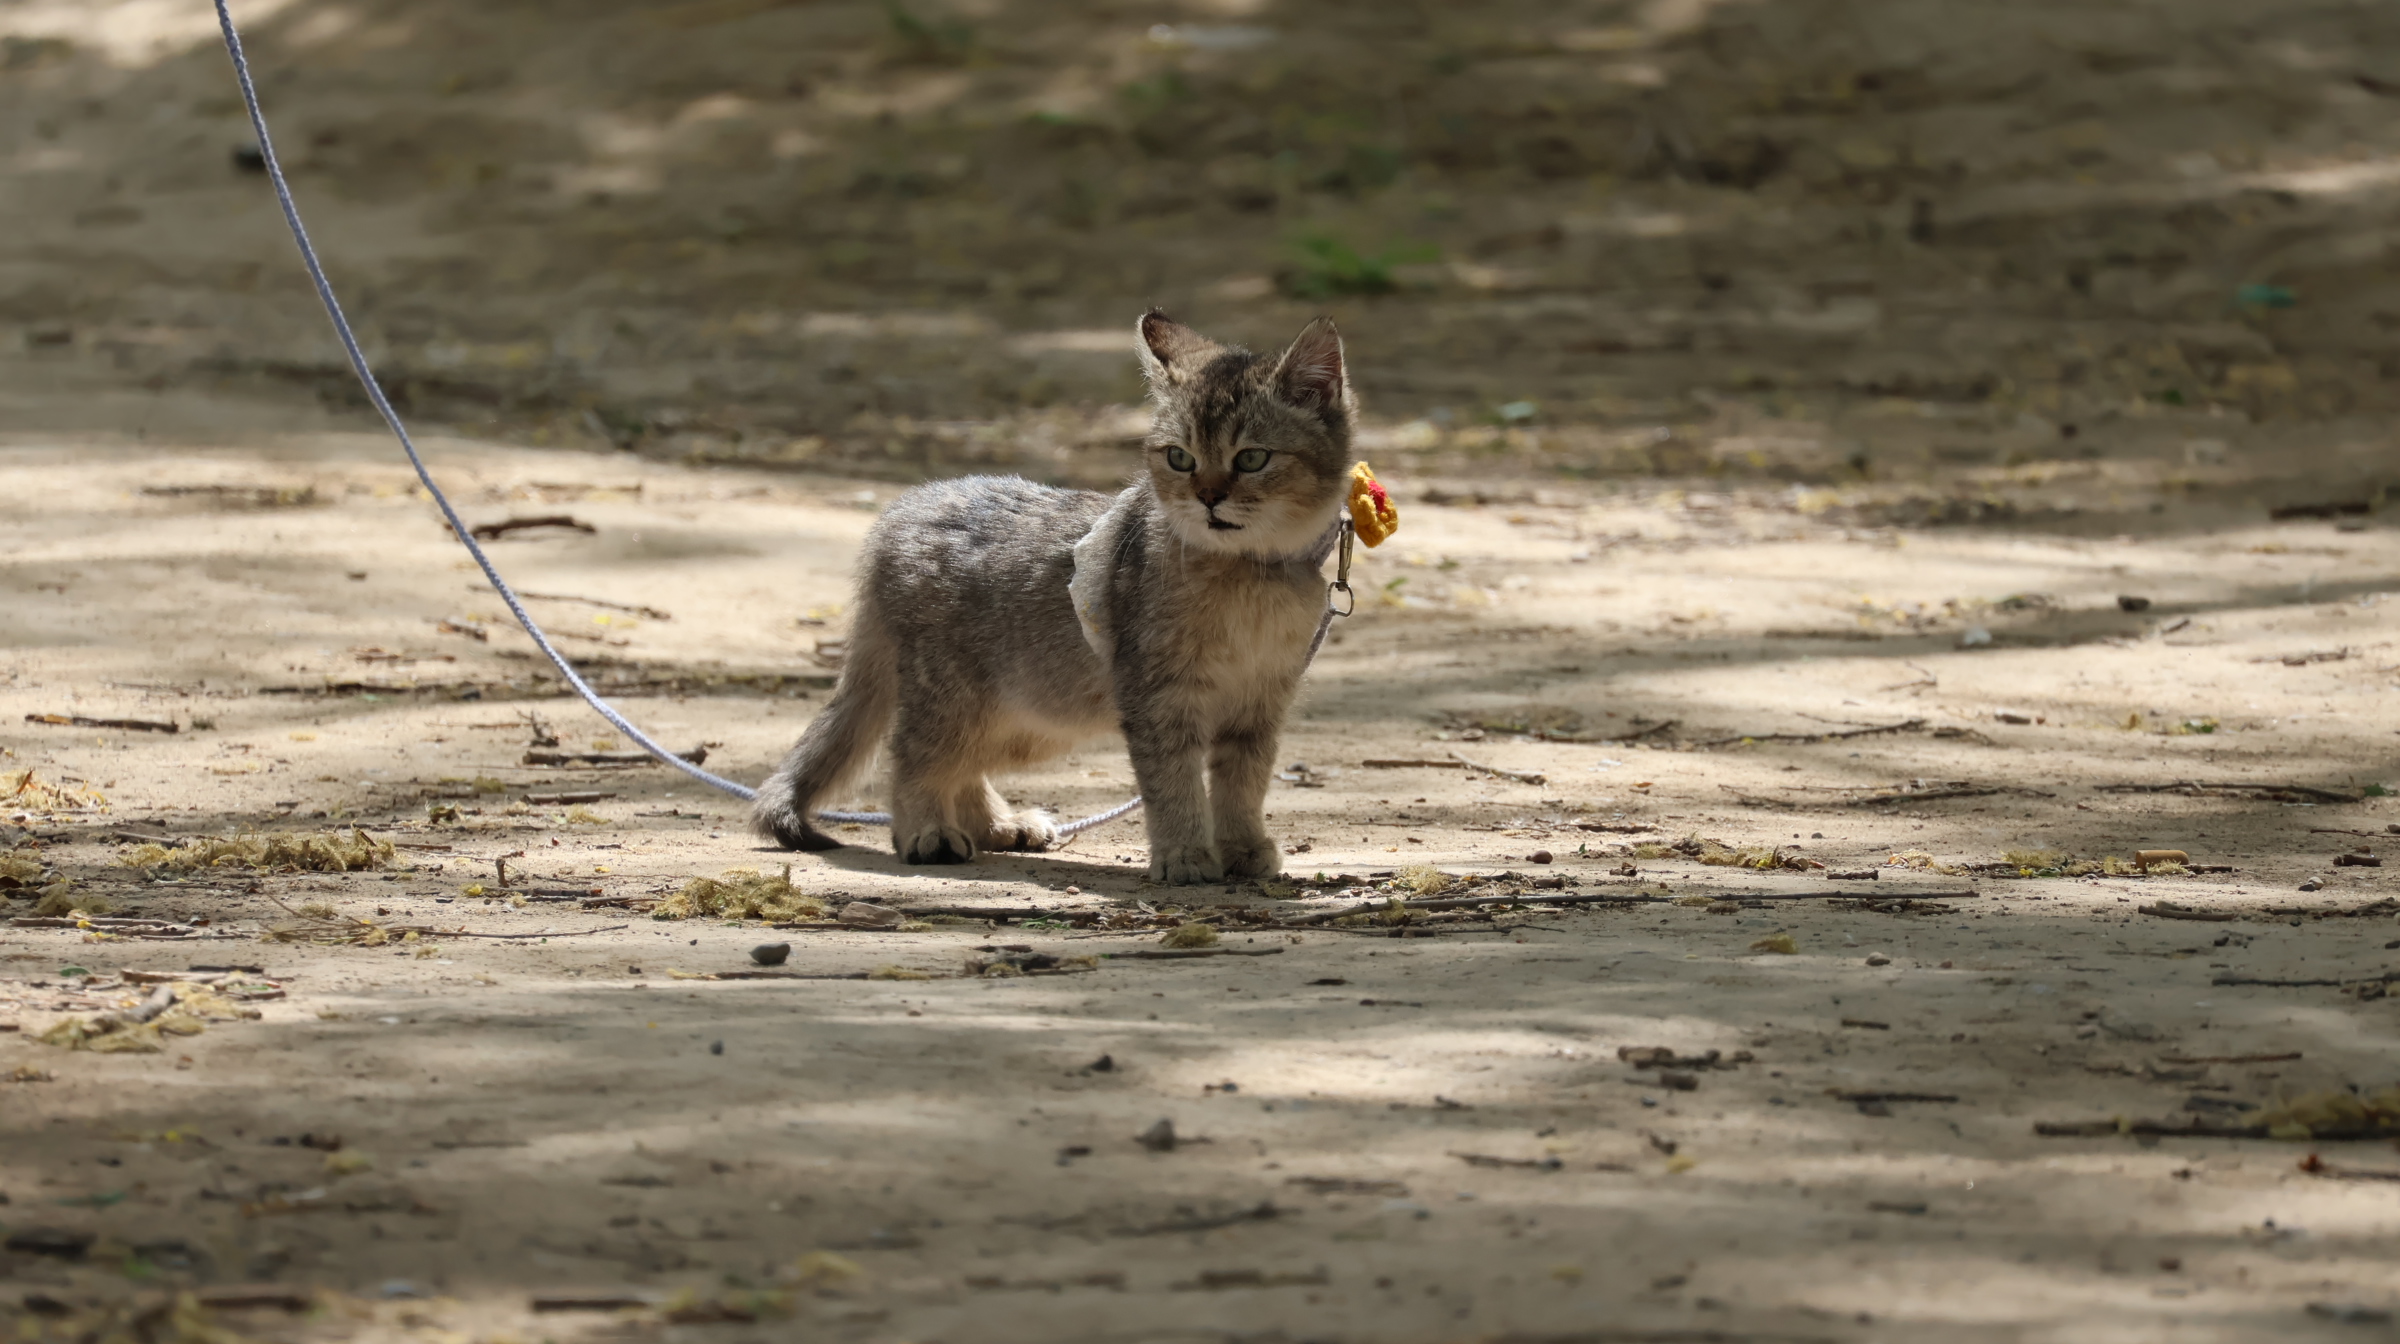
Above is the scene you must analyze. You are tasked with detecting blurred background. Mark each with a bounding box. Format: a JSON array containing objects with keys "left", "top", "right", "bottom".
[{"left": 5, "top": 0, "right": 2400, "bottom": 509}]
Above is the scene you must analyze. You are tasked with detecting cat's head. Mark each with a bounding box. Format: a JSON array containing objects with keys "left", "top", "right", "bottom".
[{"left": 1134, "top": 310, "right": 1355, "bottom": 556}]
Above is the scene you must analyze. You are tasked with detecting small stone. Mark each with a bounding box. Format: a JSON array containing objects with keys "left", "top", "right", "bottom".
[
  {"left": 750, "top": 942, "right": 791, "bottom": 966},
  {"left": 709, "top": 1040, "right": 725, "bottom": 1056},
  {"left": 2299, "top": 878, "right": 2325, "bottom": 892},
  {"left": 2117, "top": 595, "right": 2153, "bottom": 612},
  {"left": 838, "top": 902, "right": 905, "bottom": 928},
  {"left": 1136, "top": 1118, "right": 1178, "bottom": 1152},
  {"left": 1528, "top": 850, "right": 1553, "bottom": 865},
  {"left": 1864, "top": 954, "right": 1891, "bottom": 967},
  {"left": 1958, "top": 627, "right": 1993, "bottom": 648}
]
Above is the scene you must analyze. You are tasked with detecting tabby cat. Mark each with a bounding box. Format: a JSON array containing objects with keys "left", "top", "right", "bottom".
[{"left": 752, "top": 310, "right": 1355, "bottom": 884}]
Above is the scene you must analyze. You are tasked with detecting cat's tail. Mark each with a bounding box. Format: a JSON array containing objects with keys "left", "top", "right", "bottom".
[{"left": 750, "top": 624, "right": 897, "bottom": 850}]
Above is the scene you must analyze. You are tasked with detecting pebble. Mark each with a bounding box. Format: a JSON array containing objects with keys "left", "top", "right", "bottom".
[{"left": 751, "top": 942, "right": 792, "bottom": 966}]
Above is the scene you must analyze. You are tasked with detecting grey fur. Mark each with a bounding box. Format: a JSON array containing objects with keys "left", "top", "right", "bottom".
[{"left": 752, "top": 311, "right": 1355, "bottom": 883}]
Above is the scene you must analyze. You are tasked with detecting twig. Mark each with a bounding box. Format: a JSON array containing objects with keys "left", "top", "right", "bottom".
[
  {"left": 436, "top": 925, "right": 630, "bottom": 940},
  {"left": 468, "top": 515, "right": 595, "bottom": 540},
  {"left": 2310, "top": 828, "right": 2390, "bottom": 837},
  {"left": 1694, "top": 719, "right": 1925, "bottom": 748},
  {"left": 2139, "top": 903, "right": 2240, "bottom": 923},
  {"left": 701, "top": 970, "right": 869, "bottom": 981},
  {"left": 1847, "top": 785, "right": 2036, "bottom": 806},
  {"left": 2212, "top": 970, "right": 2400, "bottom": 988},
  {"left": 1361, "top": 759, "right": 1467, "bottom": 770},
  {"left": 2038, "top": 1117, "right": 2400, "bottom": 1141},
  {"left": 1827, "top": 1090, "right": 1959, "bottom": 1104},
  {"left": 1281, "top": 890, "right": 1667, "bottom": 926},
  {"left": 1615, "top": 719, "right": 1679, "bottom": 741},
  {"left": 1878, "top": 662, "right": 1938, "bottom": 692},
  {"left": 1109, "top": 1202, "right": 1282, "bottom": 1237},
  {"left": 475, "top": 584, "right": 671, "bottom": 621},
  {"left": 1740, "top": 888, "right": 1977, "bottom": 902},
  {"left": 2249, "top": 648, "right": 2352, "bottom": 666},
  {"left": 2302, "top": 1157, "right": 2400, "bottom": 1182},
  {"left": 1450, "top": 1152, "right": 1562, "bottom": 1171},
  {"left": 23, "top": 713, "right": 179, "bottom": 734},
  {"left": 1105, "top": 948, "right": 1287, "bottom": 960},
  {"left": 2097, "top": 780, "right": 2359, "bottom": 803},
  {"left": 524, "top": 746, "right": 707, "bottom": 767},
  {"left": 1447, "top": 750, "right": 1546, "bottom": 785},
  {"left": 2158, "top": 1052, "right": 2301, "bottom": 1065}
]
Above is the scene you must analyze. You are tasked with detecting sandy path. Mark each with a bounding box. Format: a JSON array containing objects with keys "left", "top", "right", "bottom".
[{"left": 5, "top": 431, "right": 2399, "bottom": 1342}]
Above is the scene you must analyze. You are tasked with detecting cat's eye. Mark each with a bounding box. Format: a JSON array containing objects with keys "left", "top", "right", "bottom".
[
  {"left": 1164, "top": 446, "right": 1195, "bottom": 472},
  {"left": 1232, "top": 448, "right": 1272, "bottom": 473}
]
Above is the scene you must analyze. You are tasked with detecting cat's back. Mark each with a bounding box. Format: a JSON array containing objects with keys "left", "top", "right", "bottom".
[{"left": 862, "top": 475, "right": 1113, "bottom": 607}]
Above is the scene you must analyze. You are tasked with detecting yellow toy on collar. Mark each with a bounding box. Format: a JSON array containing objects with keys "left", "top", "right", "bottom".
[{"left": 1347, "top": 462, "right": 1398, "bottom": 547}]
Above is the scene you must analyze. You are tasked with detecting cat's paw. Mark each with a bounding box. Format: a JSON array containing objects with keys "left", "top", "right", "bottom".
[
  {"left": 1149, "top": 845, "right": 1224, "bottom": 886},
  {"left": 1219, "top": 836, "right": 1283, "bottom": 879},
  {"left": 984, "top": 811, "right": 1057, "bottom": 853},
  {"left": 900, "top": 824, "right": 977, "bottom": 865},
  {"left": 751, "top": 794, "right": 842, "bottom": 851}
]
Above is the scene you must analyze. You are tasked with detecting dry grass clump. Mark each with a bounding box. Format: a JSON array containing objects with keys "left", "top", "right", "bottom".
[
  {"left": 651, "top": 866, "right": 824, "bottom": 922},
  {"left": 36, "top": 983, "right": 260, "bottom": 1054},
  {"left": 0, "top": 853, "right": 47, "bottom": 889},
  {"left": 122, "top": 829, "right": 394, "bottom": 873},
  {"left": 1159, "top": 921, "right": 1220, "bottom": 949},
  {"left": 1335, "top": 897, "right": 1420, "bottom": 927},
  {"left": 2257, "top": 1088, "right": 2400, "bottom": 1140},
  {"left": 3, "top": 769, "right": 106, "bottom": 815},
  {"left": 32, "top": 887, "right": 111, "bottom": 917},
  {"left": 1398, "top": 865, "right": 1457, "bottom": 897}
]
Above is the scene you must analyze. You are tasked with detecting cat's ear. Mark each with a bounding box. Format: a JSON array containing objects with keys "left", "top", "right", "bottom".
[
  {"left": 1137, "top": 309, "right": 1222, "bottom": 392},
  {"left": 1272, "top": 317, "right": 1351, "bottom": 419}
]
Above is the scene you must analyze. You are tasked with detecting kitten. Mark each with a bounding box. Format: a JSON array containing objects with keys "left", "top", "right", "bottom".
[{"left": 751, "top": 310, "right": 1356, "bottom": 883}]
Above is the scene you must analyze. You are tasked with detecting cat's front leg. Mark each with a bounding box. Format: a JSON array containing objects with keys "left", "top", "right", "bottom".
[
  {"left": 1123, "top": 708, "right": 1220, "bottom": 885},
  {"left": 1209, "top": 722, "right": 1281, "bottom": 879}
]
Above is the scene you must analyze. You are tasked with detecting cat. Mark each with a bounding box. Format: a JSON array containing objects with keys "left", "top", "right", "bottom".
[{"left": 750, "top": 309, "right": 1356, "bottom": 884}]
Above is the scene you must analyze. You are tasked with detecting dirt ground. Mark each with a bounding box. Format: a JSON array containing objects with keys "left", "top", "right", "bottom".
[
  {"left": 7, "top": 431, "right": 2400, "bottom": 1344},
  {"left": 10, "top": 0, "right": 2400, "bottom": 1340}
]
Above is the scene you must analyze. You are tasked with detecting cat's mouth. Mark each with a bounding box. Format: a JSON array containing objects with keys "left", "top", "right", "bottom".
[{"left": 1205, "top": 516, "right": 1242, "bottom": 532}]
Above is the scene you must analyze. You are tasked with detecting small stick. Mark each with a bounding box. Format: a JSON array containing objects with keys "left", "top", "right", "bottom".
[
  {"left": 436, "top": 925, "right": 630, "bottom": 940},
  {"left": 467, "top": 515, "right": 596, "bottom": 540},
  {"left": 23, "top": 713, "right": 180, "bottom": 734},
  {"left": 2097, "top": 780, "right": 2359, "bottom": 803},
  {"left": 1281, "top": 889, "right": 1668, "bottom": 926},
  {"left": 475, "top": 584, "right": 671, "bottom": 621},
  {"left": 1878, "top": 662, "right": 1937, "bottom": 692},
  {"left": 1362, "top": 759, "right": 1468, "bottom": 770},
  {"left": 1105, "top": 948, "right": 1287, "bottom": 959},
  {"left": 2138, "top": 903, "right": 2239, "bottom": 923},
  {"left": 2212, "top": 970, "right": 2400, "bottom": 988},
  {"left": 1616, "top": 719, "right": 1680, "bottom": 741},
  {"left": 1828, "top": 1089, "right": 1959, "bottom": 1104},
  {"left": 494, "top": 857, "right": 509, "bottom": 889},
  {"left": 523, "top": 747, "right": 707, "bottom": 767},
  {"left": 1694, "top": 718, "right": 1925, "bottom": 748},
  {"left": 2158, "top": 1052, "right": 2302, "bottom": 1065},
  {"left": 1448, "top": 750, "right": 1546, "bottom": 785},
  {"left": 1847, "top": 786, "right": 2054, "bottom": 806}
]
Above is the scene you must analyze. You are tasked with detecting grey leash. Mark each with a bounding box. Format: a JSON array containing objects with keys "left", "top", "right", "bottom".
[{"left": 210, "top": 0, "right": 1344, "bottom": 840}]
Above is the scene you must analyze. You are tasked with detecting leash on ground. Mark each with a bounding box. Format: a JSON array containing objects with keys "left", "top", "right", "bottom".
[{"left": 208, "top": 0, "right": 1343, "bottom": 839}]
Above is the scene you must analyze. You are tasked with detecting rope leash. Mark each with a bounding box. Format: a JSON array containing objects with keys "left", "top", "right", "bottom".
[{"left": 210, "top": 0, "right": 1347, "bottom": 841}]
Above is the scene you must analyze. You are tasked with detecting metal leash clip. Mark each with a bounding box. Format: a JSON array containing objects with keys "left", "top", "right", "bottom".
[{"left": 1328, "top": 517, "right": 1357, "bottom": 617}]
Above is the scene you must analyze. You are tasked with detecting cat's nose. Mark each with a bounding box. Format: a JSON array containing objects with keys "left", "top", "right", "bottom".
[{"left": 1194, "top": 480, "right": 1231, "bottom": 508}]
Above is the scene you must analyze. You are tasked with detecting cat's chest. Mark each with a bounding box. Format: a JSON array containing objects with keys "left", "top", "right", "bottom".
[{"left": 1167, "top": 565, "right": 1324, "bottom": 686}]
